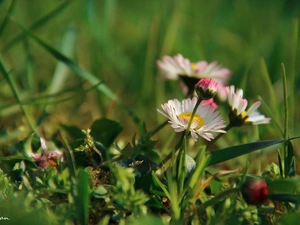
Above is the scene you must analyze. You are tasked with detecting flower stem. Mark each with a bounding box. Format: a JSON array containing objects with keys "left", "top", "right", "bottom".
[
  {"left": 157, "top": 133, "right": 185, "bottom": 169},
  {"left": 150, "top": 119, "right": 169, "bottom": 136},
  {"left": 185, "top": 97, "right": 202, "bottom": 137}
]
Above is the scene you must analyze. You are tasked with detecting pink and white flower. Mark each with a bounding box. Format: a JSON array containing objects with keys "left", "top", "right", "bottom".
[
  {"left": 226, "top": 86, "right": 271, "bottom": 126},
  {"left": 157, "top": 54, "right": 231, "bottom": 98},
  {"left": 30, "top": 137, "right": 63, "bottom": 171},
  {"left": 157, "top": 54, "right": 231, "bottom": 83},
  {"left": 157, "top": 97, "right": 226, "bottom": 141}
]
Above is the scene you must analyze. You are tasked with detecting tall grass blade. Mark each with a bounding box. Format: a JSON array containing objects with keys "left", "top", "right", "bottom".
[
  {"left": 2, "top": 0, "right": 71, "bottom": 52},
  {"left": 0, "top": 56, "right": 37, "bottom": 134},
  {"left": 76, "top": 169, "right": 90, "bottom": 225},
  {"left": 288, "top": 18, "right": 298, "bottom": 135},
  {"left": 282, "top": 63, "right": 292, "bottom": 177},
  {"left": 10, "top": 19, "right": 118, "bottom": 102},
  {"left": 48, "top": 26, "right": 76, "bottom": 95},
  {"left": 0, "top": 0, "right": 17, "bottom": 38},
  {"left": 259, "top": 58, "right": 279, "bottom": 119},
  {"left": 209, "top": 139, "right": 284, "bottom": 166},
  {"left": 24, "top": 38, "right": 35, "bottom": 95}
]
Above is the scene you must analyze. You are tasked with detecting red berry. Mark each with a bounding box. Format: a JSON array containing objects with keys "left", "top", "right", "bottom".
[{"left": 241, "top": 178, "right": 268, "bottom": 205}]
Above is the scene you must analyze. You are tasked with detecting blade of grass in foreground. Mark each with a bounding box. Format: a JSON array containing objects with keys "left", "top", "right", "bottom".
[
  {"left": 9, "top": 17, "right": 119, "bottom": 102},
  {"left": 77, "top": 170, "right": 89, "bottom": 225},
  {"left": 208, "top": 137, "right": 300, "bottom": 166}
]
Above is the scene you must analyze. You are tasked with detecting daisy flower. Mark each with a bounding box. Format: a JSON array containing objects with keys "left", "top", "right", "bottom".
[
  {"left": 30, "top": 137, "right": 63, "bottom": 171},
  {"left": 226, "top": 86, "right": 271, "bottom": 126},
  {"left": 157, "top": 97, "right": 226, "bottom": 141},
  {"left": 157, "top": 54, "right": 231, "bottom": 97}
]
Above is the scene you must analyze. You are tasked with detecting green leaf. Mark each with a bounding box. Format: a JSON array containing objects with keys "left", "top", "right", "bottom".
[
  {"left": 125, "top": 214, "right": 166, "bottom": 225},
  {"left": 60, "top": 124, "right": 85, "bottom": 140},
  {"left": 278, "top": 212, "right": 300, "bottom": 225},
  {"left": 285, "top": 140, "right": 295, "bottom": 177},
  {"left": 76, "top": 169, "right": 90, "bottom": 225},
  {"left": 90, "top": 118, "right": 122, "bottom": 148},
  {"left": 98, "top": 216, "right": 110, "bottom": 225},
  {"left": 278, "top": 149, "right": 284, "bottom": 178},
  {"left": 208, "top": 139, "right": 284, "bottom": 166},
  {"left": 268, "top": 194, "right": 300, "bottom": 203},
  {"left": 0, "top": 155, "right": 33, "bottom": 161},
  {"left": 93, "top": 185, "right": 108, "bottom": 197},
  {"left": 151, "top": 173, "right": 171, "bottom": 199},
  {"left": 268, "top": 179, "right": 300, "bottom": 194}
]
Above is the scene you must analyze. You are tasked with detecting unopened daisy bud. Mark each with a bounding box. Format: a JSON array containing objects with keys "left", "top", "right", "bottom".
[
  {"left": 241, "top": 177, "right": 268, "bottom": 205},
  {"left": 195, "top": 78, "right": 218, "bottom": 100},
  {"left": 186, "top": 154, "right": 196, "bottom": 175}
]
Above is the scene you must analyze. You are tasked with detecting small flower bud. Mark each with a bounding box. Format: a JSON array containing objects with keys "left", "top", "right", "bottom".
[
  {"left": 195, "top": 78, "right": 218, "bottom": 100},
  {"left": 241, "top": 177, "right": 268, "bottom": 205}
]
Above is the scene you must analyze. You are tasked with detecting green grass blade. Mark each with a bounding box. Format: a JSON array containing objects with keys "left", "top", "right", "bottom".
[
  {"left": 10, "top": 18, "right": 118, "bottom": 102},
  {"left": 151, "top": 172, "right": 171, "bottom": 200},
  {"left": 177, "top": 136, "right": 187, "bottom": 194},
  {"left": 2, "top": 0, "right": 71, "bottom": 52},
  {"left": 208, "top": 139, "right": 284, "bottom": 166},
  {"left": 258, "top": 95, "right": 283, "bottom": 136},
  {"left": 58, "top": 130, "right": 78, "bottom": 205},
  {"left": 0, "top": 0, "right": 17, "bottom": 38},
  {"left": 76, "top": 169, "right": 90, "bottom": 225},
  {"left": 282, "top": 63, "right": 293, "bottom": 177},
  {"left": 0, "top": 56, "right": 37, "bottom": 134},
  {"left": 288, "top": 18, "right": 298, "bottom": 136},
  {"left": 259, "top": 58, "right": 279, "bottom": 120},
  {"left": 24, "top": 38, "right": 36, "bottom": 95},
  {"left": 277, "top": 149, "right": 284, "bottom": 179},
  {"left": 48, "top": 25, "right": 76, "bottom": 95},
  {"left": 0, "top": 81, "right": 104, "bottom": 110},
  {"left": 187, "top": 146, "right": 210, "bottom": 190},
  {"left": 268, "top": 194, "right": 300, "bottom": 204}
]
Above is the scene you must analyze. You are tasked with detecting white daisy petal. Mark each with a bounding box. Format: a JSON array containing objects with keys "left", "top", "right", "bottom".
[
  {"left": 227, "top": 85, "right": 271, "bottom": 126},
  {"left": 157, "top": 97, "right": 226, "bottom": 141}
]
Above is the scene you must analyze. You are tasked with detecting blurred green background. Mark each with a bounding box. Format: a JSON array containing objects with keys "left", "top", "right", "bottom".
[{"left": 0, "top": 0, "right": 300, "bottom": 166}]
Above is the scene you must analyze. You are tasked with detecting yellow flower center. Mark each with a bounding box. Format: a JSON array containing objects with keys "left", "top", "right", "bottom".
[
  {"left": 178, "top": 112, "right": 205, "bottom": 129},
  {"left": 241, "top": 111, "right": 248, "bottom": 119},
  {"left": 191, "top": 62, "right": 197, "bottom": 71}
]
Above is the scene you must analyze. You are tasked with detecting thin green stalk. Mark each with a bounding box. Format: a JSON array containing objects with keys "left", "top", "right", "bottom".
[
  {"left": 289, "top": 18, "right": 298, "bottom": 136},
  {"left": 197, "top": 188, "right": 240, "bottom": 214},
  {"left": 150, "top": 119, "right": 169, "bottom": 136},
  {"left": 0, "top": 56, "right": 38, "bottom": 134},
  {"left": 157, "top": 133, "right": 185, "bottom": 169},
  {"left": 2, "top": 0, "right": 71, "bottom": 52},
  {"left": 282, "top": 63, "right": 289, "bottom": 177},
  {"left": 185, "top": 97, "right": 202, "bottom": 137},
  {"left": 0, "top": 0, "right": 17, "bottom": 37}
]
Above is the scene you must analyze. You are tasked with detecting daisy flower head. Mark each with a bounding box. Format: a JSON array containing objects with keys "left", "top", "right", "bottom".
[
  {"left": 157, "top": 97, "right": 226, "bottom": 141},
  {"left": 30, "top": 137, "right": 63, "bottom": 171},
  {"left": 157, "top": 54, "right": 231, "bottom": 96},
  {"left": 226, "top": 86, "right": 271, "bottom": 126}
]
